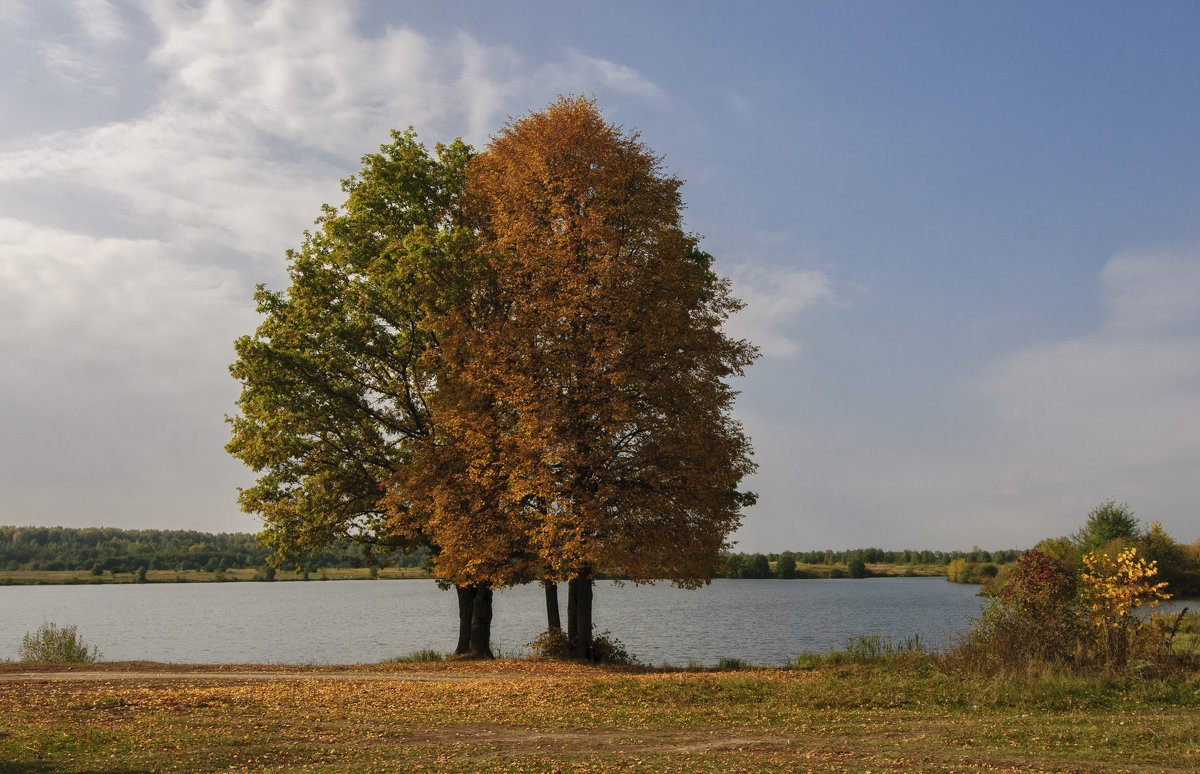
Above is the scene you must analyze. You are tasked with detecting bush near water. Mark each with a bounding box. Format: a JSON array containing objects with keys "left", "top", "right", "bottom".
[{"left": 17, "top": 622, "right": 100, "bottom": 664}]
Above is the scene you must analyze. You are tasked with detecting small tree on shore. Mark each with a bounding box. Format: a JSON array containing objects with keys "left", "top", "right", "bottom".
[
  {"left": 1073, "top": 500, "right": 1140, "bottom": 555},
  {"left": 1079, "top": 546, "right": 1170, "bottom": 666},
  {"left": 953, "top": 549, "right": 1081, "bottom": 671}
]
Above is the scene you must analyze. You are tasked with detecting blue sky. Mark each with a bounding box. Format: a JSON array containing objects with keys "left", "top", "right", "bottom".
[{"left": 2, "top": 0, "right": 1198, "bottom": 552}]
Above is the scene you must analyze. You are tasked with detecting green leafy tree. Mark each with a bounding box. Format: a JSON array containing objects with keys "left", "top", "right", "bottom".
[
  {"left": 775, "top": 551, "right": 797, "bottom": 579},
  {"left": 1072, "top": 500, "right": 1140, "bottom": 554},
  {"left": 225, "top": 130, "right": 499, "bottom": 654},
  {"left": 1033, "top": 536, "right": 1083, "bottom": 576},
  {"left": 1138, "top": 521, "right": 1189, "bottom": 592},
  {"left": 743, "top": 554, "right": 771, "bottom": 579}
]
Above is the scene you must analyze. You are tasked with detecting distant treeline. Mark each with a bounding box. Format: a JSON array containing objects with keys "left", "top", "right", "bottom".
[
  {"left": 717, "top": 547, "right": 1021, "bottom": 579},
  {"left": 0, "top": 526, "right": 427, "bottom": 574},
  {"left": 5, "top": 526, "right": 1016, "bottom": 580}
]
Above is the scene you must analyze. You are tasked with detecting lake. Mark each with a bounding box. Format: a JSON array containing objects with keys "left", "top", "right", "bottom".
[{"left": 1, "top": 577, "right": 987, "bottom": 666}]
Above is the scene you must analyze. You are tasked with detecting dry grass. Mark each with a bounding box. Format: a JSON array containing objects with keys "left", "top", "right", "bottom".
[
  {"left": 780, "top": 562, "right": 949, "bottom": 579},
  {"left": 1, "top": 660, "right": 1196, "bottom": 773}
]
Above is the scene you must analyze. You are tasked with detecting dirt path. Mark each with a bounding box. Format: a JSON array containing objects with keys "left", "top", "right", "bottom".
[
  {"left": 0, "top": 661, "right": 626, "bottom": 683},
  {"left": 0, "top": 669, "right": 493, "bottom": 682}
]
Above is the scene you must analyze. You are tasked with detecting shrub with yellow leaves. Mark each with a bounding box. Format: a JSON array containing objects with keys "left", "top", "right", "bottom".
[{"left": 1079, "top": 546, "right": 1171, "bottom": 666}]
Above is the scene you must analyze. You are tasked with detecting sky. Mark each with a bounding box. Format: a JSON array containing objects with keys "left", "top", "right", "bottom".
[{"left": 2, "top": 0, "right": 1199, "bottom": 553}]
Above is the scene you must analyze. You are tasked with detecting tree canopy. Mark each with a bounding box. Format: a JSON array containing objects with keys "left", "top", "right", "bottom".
[
  {"left": 1072, "top": 500, "right": 1141, "bottom": 555},
  {"left": 226, "top": 131, "right": 472, "bottom": 567},
  {"left": 404, "top": 96, "right": 755, "bottom": 574},
  {"left": 228, "top": 98, "right": 758, "bottom": 658}
]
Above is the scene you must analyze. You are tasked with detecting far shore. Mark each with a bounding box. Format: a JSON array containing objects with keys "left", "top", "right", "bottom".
[
  {"left": 1, "top": 563, "right": 954, "bottom": 586},
  {"left": 0, "top": 566, "right": 429, "bottom": 585}
]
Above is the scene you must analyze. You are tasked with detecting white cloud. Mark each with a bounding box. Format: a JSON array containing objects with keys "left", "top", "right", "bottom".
[
  {"left": 138, "top": 1, "right": 665, "bottom": 152},
  {"left": 73, "top": 0, "right": 125, "bottom": 43},
  {"left": 730, "top": 249, "right": 1200, "bottom": 552},
  {"left": 0, "top": 0, "right": 670, "bottom": 531},
  {"left": 0, "top": 217, "right": 251, "bottom": 391},
  {"left": 0, "top": 0, "right": 667, "bottom": 261},
  {"left": 970, "top": 249, "right": 1200, "bottom": 534},
  {"left": 0, "top": 217, "right": 259, "bottom": 529},
  {"left": 29, "top": 1, "right": 126, "bottom": 92},
  {"left": 982, "top": 251, "right": 1200, "bottom": 453},
  {"left": 725, "top": 264, "right": 834, "bottom": 356},
  {"left": 0, "top": 0, "right": 28, "bottom": 27},
  {"left": 1100, "top": 250, "right": 1200, "bottom": 335},
  {"left": 559, "top": 49, "right": 667, "bottom": 103},
  {"left": 38, "top": 41, "right": 106, "bottom": 85},
  {"left": 0, "top": 111, "right": 341, "bottom": 260},
  {"left": 144, "top": 1, "right": 442, "bottom": 151}
]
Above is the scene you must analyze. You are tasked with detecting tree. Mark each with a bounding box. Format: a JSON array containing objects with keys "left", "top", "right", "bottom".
[
  {"left": 1033, "top": 536, "right": 1082, "bottom": 576},
  {"left": 1079, "top": 546, "right": 1170, "bottom": 666},
  {"left": 733, "top": 553, "right": 772, "bottom": 579},
  {"left": 1072, "top": 500, "right": 1140, "bottom": 554},
  {"left": 226, "top": 130, "right": 500, "bottom": 656},
  {"left": 1137, "top": 521, "right": 1183, "bottom": 586},
  {"left": 416, "top": 96, "right": 757, "bottom": 657},
  {"left": 775, "top": 551, "right": 797, "bottom": 579},
  {"left": 962, "top": 549, "right": 1082, "bottom": 669}
]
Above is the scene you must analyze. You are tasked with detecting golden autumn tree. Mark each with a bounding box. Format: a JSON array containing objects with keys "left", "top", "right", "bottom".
[{"left": 402, "top": 96, "right": 758, "bottom": 658}]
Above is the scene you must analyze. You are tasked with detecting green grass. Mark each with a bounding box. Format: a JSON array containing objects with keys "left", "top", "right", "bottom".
[
  {"left": 783, "top": 561, "right": 950, "bottom": 579},
  {"left": 0, "top": 566, "right": 431, "bottom": 585},
  {"left": 386, "top": 648, "right": 448, "bottom": 663},
  {"left": 2, "top": 658, "right": 1197, "bottom": 773}
]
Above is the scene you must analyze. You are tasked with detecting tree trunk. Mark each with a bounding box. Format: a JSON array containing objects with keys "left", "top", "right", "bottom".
[
  {"left": 454, "top": 584, "right": 475, "bottom": 656},
  {"left": 544, "top": 580, "right": 561, "bottom": 631},
  {"left": 469, "top": 585, "right": 494, "bottom": 659},
  {"left": 566, "top": 577, "right": 578, "bottom": 644},
  {"left": 571, "top": 568, "right": 594, "bottom": 660}
]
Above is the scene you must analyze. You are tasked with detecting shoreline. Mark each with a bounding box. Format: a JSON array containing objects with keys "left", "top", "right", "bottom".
[{"left": 1, "top": 564, "right": 954, "bottom": 586}]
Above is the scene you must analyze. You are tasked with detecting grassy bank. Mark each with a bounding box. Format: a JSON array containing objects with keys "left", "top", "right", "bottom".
[
  {"left": 0, "top": 567, "right": 431, "bottom": 585},
  {"left": 797, "top": 562, "right": 950, "bottom": 578},
  {"left": 2, "top": 659, "right": 1197, "bottom": 773},
  {"left": 0, "top": 565, "right": 948, "bottom": 586}
]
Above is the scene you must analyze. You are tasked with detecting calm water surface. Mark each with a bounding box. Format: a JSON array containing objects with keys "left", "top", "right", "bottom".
[{"left": 1, "top": 577, "right": 986, "bottom": 666}]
